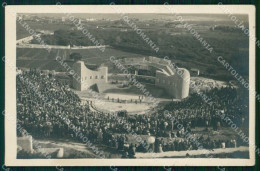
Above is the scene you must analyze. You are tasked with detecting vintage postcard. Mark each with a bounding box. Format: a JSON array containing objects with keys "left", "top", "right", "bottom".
[{"left": 4, "top": 4, "right": 256, "bottom": 166}]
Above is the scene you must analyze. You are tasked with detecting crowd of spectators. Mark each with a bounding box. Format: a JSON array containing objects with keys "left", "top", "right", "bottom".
[{"left": 17, "top": 70, "right": 249, "bottom": 158}]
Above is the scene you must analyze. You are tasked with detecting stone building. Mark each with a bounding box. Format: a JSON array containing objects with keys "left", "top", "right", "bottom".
[
  {"left": 72, "top": 61, "right": 108, "bottom": 91},
  {"left": 123, "top": 56, "right": 190, "bottom": 99}
]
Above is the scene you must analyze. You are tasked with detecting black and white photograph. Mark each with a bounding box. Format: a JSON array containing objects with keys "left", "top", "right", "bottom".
[{"left": 4, "top": 5, "right": 256, "bottom": 166}]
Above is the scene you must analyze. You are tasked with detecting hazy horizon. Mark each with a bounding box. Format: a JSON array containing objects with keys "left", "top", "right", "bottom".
[{"left": 18, "top": 13, "right": 248, "bottom": 22}]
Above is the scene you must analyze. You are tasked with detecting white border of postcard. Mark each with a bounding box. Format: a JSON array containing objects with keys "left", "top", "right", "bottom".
[{"left": 5, "top": 5, "right": 256, "bottom": 166}]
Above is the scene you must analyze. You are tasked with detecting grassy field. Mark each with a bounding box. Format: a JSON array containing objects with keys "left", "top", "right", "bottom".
[
  {"left": 16, "top": 45, "right": 241, "bottom": 81},
  {"left": 17, "top": 47, "right": 145, "bottom": 60},
  {"left": 17, "top": 14, "right": 249, "bottom": 81},
  {"left": 16, "top": 47, "right": 147, "bottom": 71}
]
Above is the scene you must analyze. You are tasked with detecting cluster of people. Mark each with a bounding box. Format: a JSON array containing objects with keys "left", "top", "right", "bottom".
[
  {"left": 137, "top": 136, "right": 237, "bottom": 153},
  {"left": 17, "top": 70, "right": 249, "bottom": 158},
  {"left": 161, "top": 86, "right": 248, "bottom": 129}
]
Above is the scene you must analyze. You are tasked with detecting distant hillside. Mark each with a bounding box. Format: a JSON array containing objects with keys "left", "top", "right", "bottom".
[{"left": 17, "top": 18, "right": 249, "bottom": 80}]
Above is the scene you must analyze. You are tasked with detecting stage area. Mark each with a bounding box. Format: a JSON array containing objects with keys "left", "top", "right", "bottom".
[
  {"left": 75, "top": 89, "right": 161, "bottom": 114},
  {"left": 93, "top": 95, "right": 152, "bottom": 115}
]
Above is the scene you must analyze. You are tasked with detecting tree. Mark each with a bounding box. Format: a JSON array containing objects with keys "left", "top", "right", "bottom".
[{"left": 70, "top": 53, "right": 82, "bottom": 61}]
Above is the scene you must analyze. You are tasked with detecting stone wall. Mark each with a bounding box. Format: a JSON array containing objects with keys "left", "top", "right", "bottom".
[
  {"left": 72, "top": 61, "right": 108, "bottom": 91},
  {"left": 155, "top": 69, "right": 190, "bottom": 99},
  {"left": 17, "top": 136, "right": 33, "bottom": 153}
]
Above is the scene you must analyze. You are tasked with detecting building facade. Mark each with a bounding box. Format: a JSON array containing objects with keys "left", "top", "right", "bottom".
[
  {"left": 155, "top": 68, "right": 190, "bottom": 99},
  {"left": 72, "top": 61, "right": 108, "bottom": 91},
  {"left": 73, "top": 57, "right": 190, "bottom": 99},
  {"left": 123, "top": 56, "right": 190, "bottom": 99}
]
